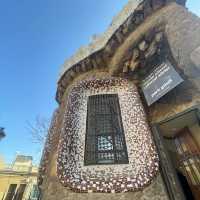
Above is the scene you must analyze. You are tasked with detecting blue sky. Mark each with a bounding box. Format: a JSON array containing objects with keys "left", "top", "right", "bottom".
[{"left": 0, "top": 1, "right": 199, "bottom": 165}]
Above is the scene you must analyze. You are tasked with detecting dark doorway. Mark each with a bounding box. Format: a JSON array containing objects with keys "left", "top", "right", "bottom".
[
  {"left": 177, "top": 170, "right": 194, "bottom": 200},
  {"left": 158, "top": 108, "right": 200, "bottom": 200}
]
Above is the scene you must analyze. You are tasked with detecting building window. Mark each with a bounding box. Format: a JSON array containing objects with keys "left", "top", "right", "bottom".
[
  {"left": 5, "top": 184, "right": 17, "bottom": 200},
  {"left": 84, "top": 94, "right": 129, "bottom": 165},
  {"left": 14, "top": 184, "right": 26, "bottom": 200},
  {"left": 28, "top": 185, "right": 40, "bottom": 200}
]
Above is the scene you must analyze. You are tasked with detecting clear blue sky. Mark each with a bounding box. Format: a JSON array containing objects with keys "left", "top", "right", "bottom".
[{"left": 0, "top": 1, "right": 199, "bottom": 165}]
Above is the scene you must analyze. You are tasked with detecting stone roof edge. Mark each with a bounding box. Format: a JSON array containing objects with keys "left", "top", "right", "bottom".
[
  {"left": 56, "top": 0, "right": 186, "bottom": 103},
  {"left": 58, "top": 0, "right": 143, "bottom": 80}
]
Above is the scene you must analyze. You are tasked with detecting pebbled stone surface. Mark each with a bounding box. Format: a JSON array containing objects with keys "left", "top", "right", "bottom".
[
  {"left": 41, "top": 173, "right": 169, "bottom": 200},
  {"left": 190, "top": 46, "right": 200, "bottom": 68}
]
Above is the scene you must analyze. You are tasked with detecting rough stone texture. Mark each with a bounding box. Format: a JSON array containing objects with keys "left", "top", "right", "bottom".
[
  {"left": 38, "top": 109, "right": 59, "bottom": 185},
  {"left": 56, "top": 0, "right": 167, "bottom": 102},
  {"left": 59, "top": 0, "right": 142, "bottom": 79},
  {"left": 164, "top": 4, "right": 200, "bottom": 78},
  {"left": 41, "top": 173, "right": 169, "bottom": 200},
  {"left": 148, "top": 79, "right": 200, "bottom": 123},
  {"left": 190, "top": 46, "right": 200, "bottom": 68},
  {"left": 57, "top": 2, "right": 197, "bottom": 103},
  {"left": 58, "top": 1, "right": 189, "bottom": 81},
  {"left": 109, "top": 3, "right": 200, "bottom": 77}
]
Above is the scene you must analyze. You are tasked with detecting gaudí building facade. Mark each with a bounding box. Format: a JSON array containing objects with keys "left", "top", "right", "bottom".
[{"left": 38, "top": 0, "right": 200, "bottom": 199}]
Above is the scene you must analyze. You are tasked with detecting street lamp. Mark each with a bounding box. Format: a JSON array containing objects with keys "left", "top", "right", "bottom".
[{"left": 0, "top": 127, "right": 6, "bottom": 141}]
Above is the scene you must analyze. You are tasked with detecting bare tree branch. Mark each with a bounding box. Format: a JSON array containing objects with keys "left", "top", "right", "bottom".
[{"left": 26, "top": 116, "right": 50, "bottom": 145}]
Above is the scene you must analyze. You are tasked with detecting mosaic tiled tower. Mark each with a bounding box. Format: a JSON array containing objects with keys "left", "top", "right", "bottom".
[{"left": 39, "top": 0, "right": 200, "bottom": 199}]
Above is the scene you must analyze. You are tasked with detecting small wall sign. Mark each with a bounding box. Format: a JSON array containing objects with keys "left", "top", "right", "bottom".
[{"left": 141, "top": 61, "right": 184, "bottom": 106}]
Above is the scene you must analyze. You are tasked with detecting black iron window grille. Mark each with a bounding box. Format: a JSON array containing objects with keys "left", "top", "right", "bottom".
[{"left": 84, "top": 94, "right": 129, "bottom": 165}]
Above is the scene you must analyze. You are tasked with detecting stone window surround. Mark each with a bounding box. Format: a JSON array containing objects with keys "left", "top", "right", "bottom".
[{"left": 56, "top": 77, "right": 159, "bottom": 193}]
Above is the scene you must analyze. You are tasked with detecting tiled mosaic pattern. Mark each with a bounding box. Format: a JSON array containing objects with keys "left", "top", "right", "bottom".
[{"left": 57, "top": 78, "right": 159, "bottom": 193}]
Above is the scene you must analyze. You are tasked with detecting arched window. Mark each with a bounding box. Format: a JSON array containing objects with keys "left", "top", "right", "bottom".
[{"left": 84, "top": 94, "right": 129, "bottom": 165}]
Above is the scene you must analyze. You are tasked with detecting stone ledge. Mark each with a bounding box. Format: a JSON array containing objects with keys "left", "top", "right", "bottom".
[{"left": 56, "top": 0, "right": 170, "bottom": 103}]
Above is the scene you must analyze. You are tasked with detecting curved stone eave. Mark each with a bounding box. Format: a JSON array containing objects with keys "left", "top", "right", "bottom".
[
  {"left": 58, "top": 0, "right": 186, "bottom": 82},
  {"left": 58, "top": 0, "right": 143, "bottom": 80},
  {"left": 56, "top": 1, "right": 187, "bottom": 104},
  {"left": 55, "top": 1, "right": 168, "bottom": 103},
  {"left": 108, "top": 9, "right": 167, "bottom": 75}
]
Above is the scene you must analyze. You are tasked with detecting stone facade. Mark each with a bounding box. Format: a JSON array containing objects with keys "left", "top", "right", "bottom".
[
  {"left": 39, "top": 0, "right": 200, "bottom": 200},
  {"left": 41, "top": 174, "right": 168, "bottom": 200},
  {"left": 39, "top": 71, "right": 169, "bottom": 200}
]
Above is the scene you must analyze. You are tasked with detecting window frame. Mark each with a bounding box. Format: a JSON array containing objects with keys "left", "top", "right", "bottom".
[
  {"left": 84, "top": 94, "right": 129, "bottom": 166},
  {"left": 5, "top": 184, "right": 17, "bottom": 200}
]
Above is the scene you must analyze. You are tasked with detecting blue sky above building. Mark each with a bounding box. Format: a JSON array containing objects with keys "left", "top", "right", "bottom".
[{"left": 0, "top": 0, "right": 199, "bottom": 164}]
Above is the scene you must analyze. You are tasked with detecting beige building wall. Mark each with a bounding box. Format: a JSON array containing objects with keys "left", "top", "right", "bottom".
[
  {"left": 0, "top": 156, "right": 5, "bottom": 170},
  {"left": 0, "top": 174, "right": 37, "bottom": 200},
  {"left": 0, "top": 155, "right": 38, "bottom": 200}
]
